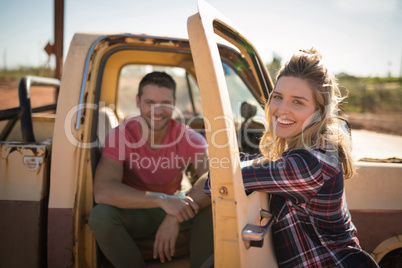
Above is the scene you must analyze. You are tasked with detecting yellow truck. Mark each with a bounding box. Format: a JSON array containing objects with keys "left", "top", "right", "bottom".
[{"left": 0, "top": 1, "right": 401, "bottom": 267}]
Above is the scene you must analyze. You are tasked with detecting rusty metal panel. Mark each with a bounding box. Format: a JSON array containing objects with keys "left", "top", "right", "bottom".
[
  {"left": 0, "top": 142, "right": 51, "bottom": 267},
  {"left": 0, "top": 142, "right": 51, "bottom": 201},
  {"left": 47, "top": 208, "right": 74, "bottom": 268},
  {"left": 0, "top": 200, "right": 47, "bottom": 267}
]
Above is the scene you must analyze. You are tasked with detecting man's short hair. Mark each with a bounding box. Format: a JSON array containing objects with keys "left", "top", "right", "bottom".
[{"left": 138, "top": 71, "right": 176, "bottom": 99}]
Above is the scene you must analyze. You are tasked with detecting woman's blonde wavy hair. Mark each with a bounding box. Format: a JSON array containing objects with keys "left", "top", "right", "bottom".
[{"left": 259, "top": 48, "right": 355, "bottom": 179}]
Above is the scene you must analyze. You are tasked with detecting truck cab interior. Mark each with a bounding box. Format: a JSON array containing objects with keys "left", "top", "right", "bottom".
[{"left": 88, "top": 35, "right": 269, "bottom": 265}]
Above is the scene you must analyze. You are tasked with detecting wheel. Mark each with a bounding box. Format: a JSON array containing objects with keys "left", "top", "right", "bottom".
[{"left": 379, "top": 248, "right": 402, "bottom": 268}]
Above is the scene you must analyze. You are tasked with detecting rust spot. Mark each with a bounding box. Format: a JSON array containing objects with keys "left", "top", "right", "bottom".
[
  {"left": 107, "top": 37, "right": 127, "bottom": 46},
  {"left": 8, "top": 147, "right": 18, "bottom": 155},
  {"left": 153, "top": 38, "right": 172, "bottom": 45},
  {"left": 178, "top": 41, "right": 190, "bottom": 49},
  {"left": 82, "top": 93, "right": 88, "bottom": 116},
  {"left": 30, "top": 147, "right": 38, "bottom": 155}
]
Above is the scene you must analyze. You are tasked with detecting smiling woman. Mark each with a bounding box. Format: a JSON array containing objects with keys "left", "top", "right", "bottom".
[
  {"left": 205, "top": 47, "right": 380, "bottom": 267},
  {"left": 260, "top": 48, "right": 354, "bottom": 176}
]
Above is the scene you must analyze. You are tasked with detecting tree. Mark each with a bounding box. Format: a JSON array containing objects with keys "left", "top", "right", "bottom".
[{"left": 266, "top": 52, "right": 282, "bottom": 83}]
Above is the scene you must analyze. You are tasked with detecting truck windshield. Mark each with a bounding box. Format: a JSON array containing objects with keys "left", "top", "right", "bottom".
[{"left": 117, "top": 63, "right": 265, "bottom": 123}]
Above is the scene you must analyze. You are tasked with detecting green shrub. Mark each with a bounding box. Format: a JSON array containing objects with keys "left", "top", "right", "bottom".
[{"left": 338, "top": 73, "right": 402, "bottom": 113}]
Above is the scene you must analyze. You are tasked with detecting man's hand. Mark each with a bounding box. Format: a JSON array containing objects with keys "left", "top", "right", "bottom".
[
  {"left": 160, "top": 194, "right": 199, "bottom": 222},
  {"left": 153, "top": 215, "right": 180, "bottom": 263}
]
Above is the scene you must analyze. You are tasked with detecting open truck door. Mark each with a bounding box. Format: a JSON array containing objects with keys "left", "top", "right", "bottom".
[{"left": 188, "top": 1, "right": 278, "bottom": 267}]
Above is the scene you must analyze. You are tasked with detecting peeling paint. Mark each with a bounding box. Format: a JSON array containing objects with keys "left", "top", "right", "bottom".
[
  {"left": 107, "top": 37, "right": 127, "bottom": 46},
  {"left": 1, "top": 144, "right": 45, "bottom": 159},
  {"left": 0, "top": 142, "right": 50, "bottom": 201}
]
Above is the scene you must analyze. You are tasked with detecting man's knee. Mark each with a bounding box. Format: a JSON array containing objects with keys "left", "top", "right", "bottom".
[
  {"left": 190, "top": 205, "right": 214, "bottom": 267},
  {"left": 196, "top": 205, "right": 213, "bottom": 223},
  {"left": 192, "top": 205, "right": 213, "bottom": 238},
  {"left": 89, "top": 204, "right": 121, "bottom": 232}
]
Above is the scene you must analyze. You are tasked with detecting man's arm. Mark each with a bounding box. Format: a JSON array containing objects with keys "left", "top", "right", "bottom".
[
  {"left": 94, "top": 156, "right": 198, "bottom": 222},
  {"left": 186, "top": 151, "right": 211, "bottom": 209},
  {"left": 94, "top": 156, "right": 161, "bottom": 208},
  {"left": 193, "top": 151, "right": 209, "bottom": 178}
]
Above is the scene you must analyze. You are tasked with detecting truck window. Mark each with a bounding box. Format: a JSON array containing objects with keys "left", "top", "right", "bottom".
[
  {"left": 117, "top": 63, "right": 264, "bottom": 123},
  {"left": 117, "top": 65, "right": 202, "bottom": 120},
  {"left": 222, "top": 61, "right": 265, "bottom": 123}
]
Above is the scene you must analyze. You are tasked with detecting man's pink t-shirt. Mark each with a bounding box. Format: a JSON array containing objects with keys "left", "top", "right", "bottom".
[{"left": 102, "top": 116, "right": 207, "bottom": 195}]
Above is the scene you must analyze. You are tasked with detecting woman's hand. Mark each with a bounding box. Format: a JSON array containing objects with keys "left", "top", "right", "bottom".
[
  {"left": 160, "top": 193, "right": 199, "bottom": 222},
  {"left": 252, "top": 156, "right": 270, "bottom": 166}
]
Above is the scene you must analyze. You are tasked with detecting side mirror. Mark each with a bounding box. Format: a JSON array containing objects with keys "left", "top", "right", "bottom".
[
  {"left": 240, "top": 101, "right": 257, "bottom": 121},
  {"left": 337, "top": 117, "right": 352, "bottom": 139}
]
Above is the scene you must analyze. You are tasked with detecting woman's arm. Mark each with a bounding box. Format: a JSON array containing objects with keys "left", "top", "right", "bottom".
[
  {"left": 204, "top": 149, "right": 327, "bottom": 203},
  {"left": 241, "top": 149, "right": 325, "bottom": 203}
]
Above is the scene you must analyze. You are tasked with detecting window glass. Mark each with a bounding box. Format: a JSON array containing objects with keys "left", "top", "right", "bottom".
[
  {"left": 117, "top": 65, "right": 201, "bottom": 120},
  {"left": 223, "top": 62, "right": 265, "bottom": 123},
  {"left": 117, "top": 63, "right": 264, "bottom": 124}
]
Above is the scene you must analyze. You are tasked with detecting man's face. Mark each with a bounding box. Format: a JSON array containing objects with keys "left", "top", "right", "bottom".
[{"left": 136, "top": 84, "right": 175, "bottom": 131}]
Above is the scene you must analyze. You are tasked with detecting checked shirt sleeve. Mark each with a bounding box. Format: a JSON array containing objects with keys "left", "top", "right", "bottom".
[{"left": 241, "top": 149, "right": 324, "bottom": 203}]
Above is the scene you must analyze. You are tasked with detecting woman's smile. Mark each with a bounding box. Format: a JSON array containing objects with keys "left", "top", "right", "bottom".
[{"left": 276, "top": 116, "right": 296, "bottom": 127}]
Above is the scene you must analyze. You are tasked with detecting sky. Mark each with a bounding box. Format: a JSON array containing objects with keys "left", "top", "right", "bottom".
[{"left": 0, "top": 0, "right": 401, "bottom": 77}]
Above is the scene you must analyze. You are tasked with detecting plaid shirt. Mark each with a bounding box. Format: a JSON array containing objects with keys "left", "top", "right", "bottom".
[{"left": 204, "top": 144, "right": 378, "bottom": 268}]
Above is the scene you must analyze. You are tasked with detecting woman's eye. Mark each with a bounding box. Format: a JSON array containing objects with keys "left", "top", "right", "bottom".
[
  {"left": 294, "top": 100, "right": 303, "bottom": 105},
  {"left": 273, "top": 95, "right": 282, "bottom": 100}
]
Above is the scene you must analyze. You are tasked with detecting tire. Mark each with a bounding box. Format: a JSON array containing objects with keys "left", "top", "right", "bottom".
[{"left": 379, "top": 248, "right": 402, "bottom": 268}]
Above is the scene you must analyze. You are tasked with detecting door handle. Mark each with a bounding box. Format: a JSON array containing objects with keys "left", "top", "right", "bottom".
[{"left": 242, "top": 208, "right": 274, "bottom": 249}]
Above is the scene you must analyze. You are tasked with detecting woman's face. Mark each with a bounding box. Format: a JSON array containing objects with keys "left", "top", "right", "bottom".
[{"left": 269, "top": 76, "right": 316, "bottom": 141}]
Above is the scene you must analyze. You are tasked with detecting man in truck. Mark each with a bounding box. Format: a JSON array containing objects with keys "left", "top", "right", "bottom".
[{"left": 89, "top": 72, "right": 213, "bottom": 268}]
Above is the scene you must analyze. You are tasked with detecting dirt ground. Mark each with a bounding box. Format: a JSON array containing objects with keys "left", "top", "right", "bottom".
[
  {"left": 1, "top": 78, "right": 401, "bottom": 136},
  {"left": 0, "top": 79, "right": 57, "bottom": 109},
  {"left": 344, "top": 111, "right": 402, "bottom": 136}
]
